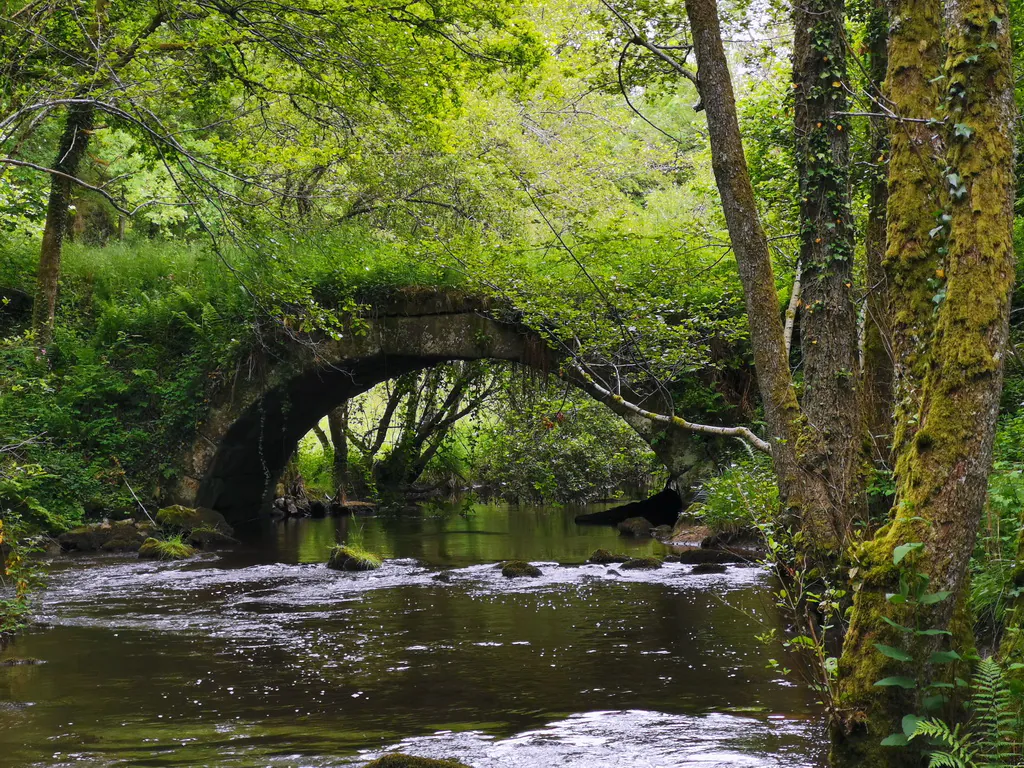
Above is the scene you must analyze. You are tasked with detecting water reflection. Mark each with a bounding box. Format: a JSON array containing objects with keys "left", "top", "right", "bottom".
[{"left": 0, "top": 504, "right": 826, "bottom": 767}]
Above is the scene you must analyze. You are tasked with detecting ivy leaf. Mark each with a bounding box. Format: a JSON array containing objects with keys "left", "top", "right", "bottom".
[
  {"left": 875, "top": 643, "right": 913, "bottom": 662},
  {"left": 874, "top": 676, "right": 917, "bottom": 689},
  {"left": 954, "top": 122, "right": 974, "bottom": 139}
]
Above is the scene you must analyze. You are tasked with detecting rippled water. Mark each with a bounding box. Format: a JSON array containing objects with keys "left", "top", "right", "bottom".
[{"left": 0, "top": 504, "right": 826, "bottom": 767}]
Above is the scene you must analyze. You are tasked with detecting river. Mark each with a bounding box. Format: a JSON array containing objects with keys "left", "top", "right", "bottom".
[{"left": 0, "top": 503, "right": 827, "bottom": 767}]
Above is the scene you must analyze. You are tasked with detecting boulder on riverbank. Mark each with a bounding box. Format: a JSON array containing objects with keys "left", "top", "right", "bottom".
[
  {"left": 364, "top": 754, "right": 474, "bottom": 768},
  {"left": 138, "top": 537, "right": 196, "bottom": 560},
  {"left": 616, "top": 516, "right": 654, "bottom": 537},
  {"left": 586, "top": 549, "right": 630, "bottom": 565},
  {"left": 155, "top": 505, "right": 232, "bottom": 536},
  {"left": 619, "top": 556, "right": 662, "bottom": 570},
  {"left": 57, "top": 520, "right": 154, "bottom": 553},
  {"left": 500, "top": 560, "right": 541, "bottom": 578},
  {"left": 327, "top": 545, "right": 382, "bottom": 571},
  {"left": 665, "top": 548, "right": 749, "bottom": 565}
]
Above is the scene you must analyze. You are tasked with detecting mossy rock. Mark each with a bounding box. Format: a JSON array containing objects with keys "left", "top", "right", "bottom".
[
  {"left": 58, "top": 520, "right": 150, "bottom": 553},
  {"left": 500, "top": 560, "right": 542, "bottom": 578},
  {"left": 619, "top": 556, "right": 662, "bottom": 570},
  {"left": 363, "top": 752, "right": 474, "bottom": 768},
  {"left": 155, "top": 505, "right": 232, "bottom": 536},
  {"left": 616, "top": 516, "right": 654, "bottom": 537},
  {"left": 187, "top": 527, "right": 239, "bottom": 550},
  {"left": 586, "top": 549, "right": 630, "bottom": 565},
  {"left": 138, "top": 537, "right": 196, "bottom": 561},
  {"left": 327, "top": 545, "right": 382, "bottom": 571}
]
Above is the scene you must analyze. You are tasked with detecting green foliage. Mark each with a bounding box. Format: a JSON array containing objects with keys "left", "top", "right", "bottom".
[
  {"left": 910, "top": 658, "right": 1023, "bottom": 768},
  {"left": 691, "top": 456, "right": 779, "bottom": 534},
  {"left": 0, "top": 511, "right": 45, "bottom": 639},
  {"left": 138, "top": 535, "right": 196, "bottom": 561}
]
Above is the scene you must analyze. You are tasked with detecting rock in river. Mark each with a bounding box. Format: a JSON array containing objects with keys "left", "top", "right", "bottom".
[{"left": 500, "top": 560, "right": 542, "bottom": 578}]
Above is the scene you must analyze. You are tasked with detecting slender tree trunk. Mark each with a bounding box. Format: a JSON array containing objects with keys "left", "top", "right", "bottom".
[
  {"left": 832, "top": 0, "right": 1015, "bottom": 762},
  {"left": 683, "top": 0, "right": 841, "bottom": 551},
  {"left": 792, "top": 0, "right": 866, "bottom": 532},
  {"left": 32, "top": 103, "right": 95, "bottom": 343},
  {"left": 861, "top": 0, "right": 895, "bottom": 467},
  {"left": 328, "top": 403, "right": 349, "bottom": 503}
]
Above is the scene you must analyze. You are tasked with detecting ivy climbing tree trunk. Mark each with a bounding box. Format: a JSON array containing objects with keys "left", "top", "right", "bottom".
[
  {"left": 832, "top": 0, "right": 1015, "bottom": 762},
  {"left": 793, "top": 0, "right": 866, "bottom": 533},
  {"left": 32, "top": 103, "right": 94, "bottom": 344}
]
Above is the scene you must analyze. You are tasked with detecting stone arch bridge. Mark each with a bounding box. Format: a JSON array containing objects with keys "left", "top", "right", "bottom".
[{"left": 173, "top": 289, "right": 713, "bottom": 526}]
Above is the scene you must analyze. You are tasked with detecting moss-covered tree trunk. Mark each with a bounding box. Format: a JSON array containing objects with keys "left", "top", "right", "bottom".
[
  {"left": 32, "top": 103, "right": 94, "bottom": 344},
  {"left": 832, "top": 0, "right": 1015, "bottom": 762},
  {"left": 793, "top": 0, "right": 867, "bottom": 533}
]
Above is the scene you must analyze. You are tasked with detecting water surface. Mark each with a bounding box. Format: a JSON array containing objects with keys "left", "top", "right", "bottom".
[{"left": 0, "top": 504, "right": 826, "bottom": 767}]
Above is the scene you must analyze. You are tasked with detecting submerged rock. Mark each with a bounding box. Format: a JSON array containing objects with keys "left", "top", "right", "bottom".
[
  {"left": 691, "top": 563, "right": 728, "bottom": 575},
  {"left": 187, "top": 527, "right": 239, "bottom": 550},
  {"left": 57, "top": 520, "right": 152, "bottom": 553},
  {"left": 619, "top": 556, "right": 662, "bottom": 570},
  {"left": 327, "top": 545, "right": 382, "bottom": 571},
  {"left": 586, "top": 549, "right": 630, "bottom": 565},
  {"left": 138, "top": 537, "right": 196, "bottom": 560},
  {"left": 500, "top": 560, "right": 542, "bottom": 578},
  {"left": 364, "top": 754, "right": 474, "bottom": 768},
  {"left": 616, "top": 516, "right": 654, "bottom": 537},
  {"left": 155, "top": 505, "right": 232, "bottom": 536},
  {"left": 574, "top": 487, "right": 683, "bottom": 527},
  {"left": 674, "top": 548, "right": 749, "bottom": 565}
]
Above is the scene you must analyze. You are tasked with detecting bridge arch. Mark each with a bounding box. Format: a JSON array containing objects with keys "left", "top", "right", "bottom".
[{"left": 174, "top": 290, "right": 712, "bottom": 525}]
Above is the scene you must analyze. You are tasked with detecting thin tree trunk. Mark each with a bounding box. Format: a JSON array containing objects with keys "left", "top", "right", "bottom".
[
  {"left": 32, "top": 103, "right": 95, "bottom": 343},
  {"left": 327, "top": 403, "right": 349, "bottom": 503},
  {"left": 861, "top": 0, "right": 895, "bottom": 467},
  {"left": 683, "top": 0, "right": 840, "bottom": 551},
  {"left": 783, "top": 261, "right": 802, "bottom": 357},
  {"left": 832, "top": 0, "right": 1015, "bottom": 762}
]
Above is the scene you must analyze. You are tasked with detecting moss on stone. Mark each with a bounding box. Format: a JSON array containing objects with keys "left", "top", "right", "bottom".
[
  {"left": 500, "top": 560, "right": 541, "bottom": 578},
  {"left": 619, "top": 556, "right": 662, "bottom": 570},
  {"left": 155, "top": 505, "right": 232, "bottom": 536},
  {"left": 363, "top": 754, "right": 474, "bottom": 768},
  {"left": 327, "top": 545, "right": 382, "bottom": 571},
  {"left": 586, "top": 549, "right": 629, "bottom": 565},
  {"left": 616, "top": 516, "right": 654, "bottom": 537},
  {"left": 138, "top": 537, "right": 196, "bottom": 560}
]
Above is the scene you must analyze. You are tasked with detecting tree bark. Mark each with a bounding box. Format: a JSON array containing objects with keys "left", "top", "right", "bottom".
[
  {"left": 832, "top": 0, "right": 1015, "bottom": 762},
  {"left": 792, "top": 0, "right": 866, "bottom": 531},
  {"left": 683, "top": 0, "right": 841, "bottom": 550},
  {"left": 327, "top": 403, "right": 349, "bottom": 503},
  {"left": 32, "top": 103, "right": 95, "bottom": 343},
  {"left": 861, "top": 0, "right": 895, "bottom": 467}
]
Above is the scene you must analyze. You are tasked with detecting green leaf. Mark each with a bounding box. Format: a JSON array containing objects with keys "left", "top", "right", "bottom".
[
  {"left": 929, "top": 650, "right": 961, "bottom": 665},
  {"left": 919, "top": 591, "right": 952, "bottom": 605},
  {"left": 881, "top": 616, "right": 913, "bottom": 633},
  {"left": 902, "top": 714, "right": 924, "bottom": 737},
  {"left": 915, "top": 628, "right": 952, "bottom": 637},
  {"left": 893, "top": 542, "right": 923, "bottom": 565},
  {"left": 880, "top": 733, "right": 909, "bottom": 747},
  {"left": 874, "top": 676, "right": 917, "bottom": 689},
  {"left": 875, "top": 643, "right": 913, "bottom": 662}
]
